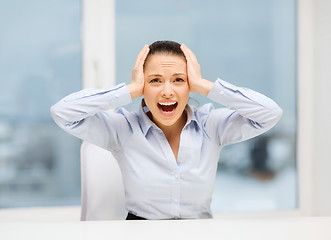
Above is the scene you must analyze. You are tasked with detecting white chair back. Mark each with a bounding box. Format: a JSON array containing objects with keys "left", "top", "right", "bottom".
[{"left": 80, "top": 141, "right": 126, "bottom": 220}]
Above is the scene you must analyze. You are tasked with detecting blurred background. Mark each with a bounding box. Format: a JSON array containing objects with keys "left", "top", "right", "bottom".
[
  {"left": 0, "top": 0, "right": 296, "bottom": 213},
  {"left": 0, "top": 0, "right": 82, "bottom": 208},
  {"left": 3, "top": 0, "right": 330, "bottom": 218}
]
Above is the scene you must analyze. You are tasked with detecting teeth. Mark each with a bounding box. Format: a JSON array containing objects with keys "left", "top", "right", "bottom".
[{"left": 158, "top": 102, "right": 176, "bottom": 106}]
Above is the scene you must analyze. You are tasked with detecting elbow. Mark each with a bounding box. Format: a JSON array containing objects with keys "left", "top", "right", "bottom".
[
  {"left": 50, "top": 104, "right": 59, "bottom": 121},
  {"left": 273, "top": 105, "right": 283, "bottom": 123},
  {"left": 265, "top": 105, "right": 283, "bottom": 129},
  {"left": 50, "top": 103, "right": 65, "bottom": 128},
  {"left": 50, "top": 103, "right": 83, "bottom": 131}
]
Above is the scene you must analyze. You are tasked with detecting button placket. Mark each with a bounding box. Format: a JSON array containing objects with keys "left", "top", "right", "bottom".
[{"left": 171, "top": 168, "right": 181, "bottom": 218}]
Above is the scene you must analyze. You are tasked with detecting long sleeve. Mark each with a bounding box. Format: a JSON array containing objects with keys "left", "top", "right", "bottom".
[
  {"left": 204, "top": 78, "right": 283, "bottom": 147},
  {"left": 50, "top": 83, "right": 132, "bottom": 151}
]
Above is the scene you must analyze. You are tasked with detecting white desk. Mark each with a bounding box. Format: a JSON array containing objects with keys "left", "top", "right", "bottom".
[{"left": 1, "top": 217, "right": 331, "bottom": 240}]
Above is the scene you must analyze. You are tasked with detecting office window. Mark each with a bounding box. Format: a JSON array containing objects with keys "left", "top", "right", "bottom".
[
  {"left": 115, "top": 0, "right": 297, "bottom": 212},
  {"left": 0, "top": 1, "right": 81, "bottom": 207}
]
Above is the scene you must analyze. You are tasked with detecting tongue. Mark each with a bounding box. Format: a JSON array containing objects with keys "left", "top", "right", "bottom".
[{"left": 161, "top": 105, "right": 174, "bottom": 112}]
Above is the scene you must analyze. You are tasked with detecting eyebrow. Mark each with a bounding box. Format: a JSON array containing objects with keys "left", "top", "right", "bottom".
[{"left": 147, "top": 73, "right": 186, "bottom": 77}]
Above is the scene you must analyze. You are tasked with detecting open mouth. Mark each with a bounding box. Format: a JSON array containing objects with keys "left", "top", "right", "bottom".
[{"left": 157, "top": 101, "right": 178, "bottom": 113}]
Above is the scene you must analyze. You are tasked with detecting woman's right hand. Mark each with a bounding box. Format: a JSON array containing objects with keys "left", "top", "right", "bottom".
[{"left": 127, "top": 45, "right": 150, "bottom": 99}]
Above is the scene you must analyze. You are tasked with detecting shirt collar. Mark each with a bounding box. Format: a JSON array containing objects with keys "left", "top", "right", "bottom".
[
  {"left": 138, "top": 104, "right": 157, "bottom": 136},
  {"left": 138, "top": 103, "right": 200, "bottom": 136}
]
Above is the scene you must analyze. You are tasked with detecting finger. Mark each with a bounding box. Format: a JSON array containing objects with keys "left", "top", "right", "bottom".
[
  {"left": 143, "top": 46, "right": 150, "bottom": 64},
  {"left": 181, "top": 44, "right": 199, "bottom": 64},
  {"left": 180, "top": 44, "right": 190, "bottom": 60},
  {"left": 134, "top": 46, "right": 146, "bottom": 63},
  {"left": 135, "top": 45, "right": 149, "bottom": 61},
  {"left": 184, "top": 45, "right": 199, "bottom": 64},
  {"left": 138, "top": 45, "right": 150, "bottom": 64},
  {"left": 134, "top": 45, "right": 150, "bottom": 68}
]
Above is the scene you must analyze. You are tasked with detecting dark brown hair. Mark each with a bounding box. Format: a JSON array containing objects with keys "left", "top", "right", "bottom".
[{"left": 144, "top": 40, "right": 185, "bottom": 66}]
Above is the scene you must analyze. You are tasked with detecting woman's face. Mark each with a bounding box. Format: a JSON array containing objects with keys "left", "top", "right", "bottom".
[{"left": 143, "top": 53, "right": 189, "bottom": 129}]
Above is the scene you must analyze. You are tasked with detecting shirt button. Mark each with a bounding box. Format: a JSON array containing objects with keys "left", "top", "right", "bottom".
[
  {"left": 219, "top": 90, "right": 225, "bottom": 95},
  {"left": 174, "top": 198, "right": 178, "bottom": 203},
  {"left": 114, "top": 93, "right": 119, "bottom": 98},
  {"left": 175, "top": 174, "right": 179, "bottom": 179}
]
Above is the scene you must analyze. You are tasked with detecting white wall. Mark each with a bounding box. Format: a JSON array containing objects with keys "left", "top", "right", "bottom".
[
  {"left": 311, "top": 0, "right": 331, "bottom": 216},
  {"left": 298, "top": 0, "right": 331, "bottom": 216}
]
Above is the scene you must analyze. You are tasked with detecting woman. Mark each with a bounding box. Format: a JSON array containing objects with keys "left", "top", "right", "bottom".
[{"left": 51, "top": 40, "right": 282, "bottom": 220}]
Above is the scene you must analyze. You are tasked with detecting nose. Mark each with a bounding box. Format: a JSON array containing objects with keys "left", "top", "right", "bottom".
[{"left": 161, "top": 82, "right": 174, "bottom": 98}]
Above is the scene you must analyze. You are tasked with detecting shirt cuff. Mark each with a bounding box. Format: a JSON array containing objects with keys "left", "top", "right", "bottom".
[
  {"left": 207, "top": 78, "right": 237, "bottom": 107},
  {"left": 107, "top": 83, "right": 132, "bottom": 108},
  {"left": 207, "top": 78, "right": 280, "bottom": 110}
]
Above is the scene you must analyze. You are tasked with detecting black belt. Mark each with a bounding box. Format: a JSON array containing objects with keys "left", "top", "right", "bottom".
[
  {"left": 126, "top": 212, "right": 184, "bottom": 220},
  {"left": 126, "top": 212, "right": 147, "bottom": 220}
]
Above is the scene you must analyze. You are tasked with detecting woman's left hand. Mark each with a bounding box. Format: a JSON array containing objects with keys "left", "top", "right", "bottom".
[{"left": 180, "top": 44, "right": 213, "bottom": 96}]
